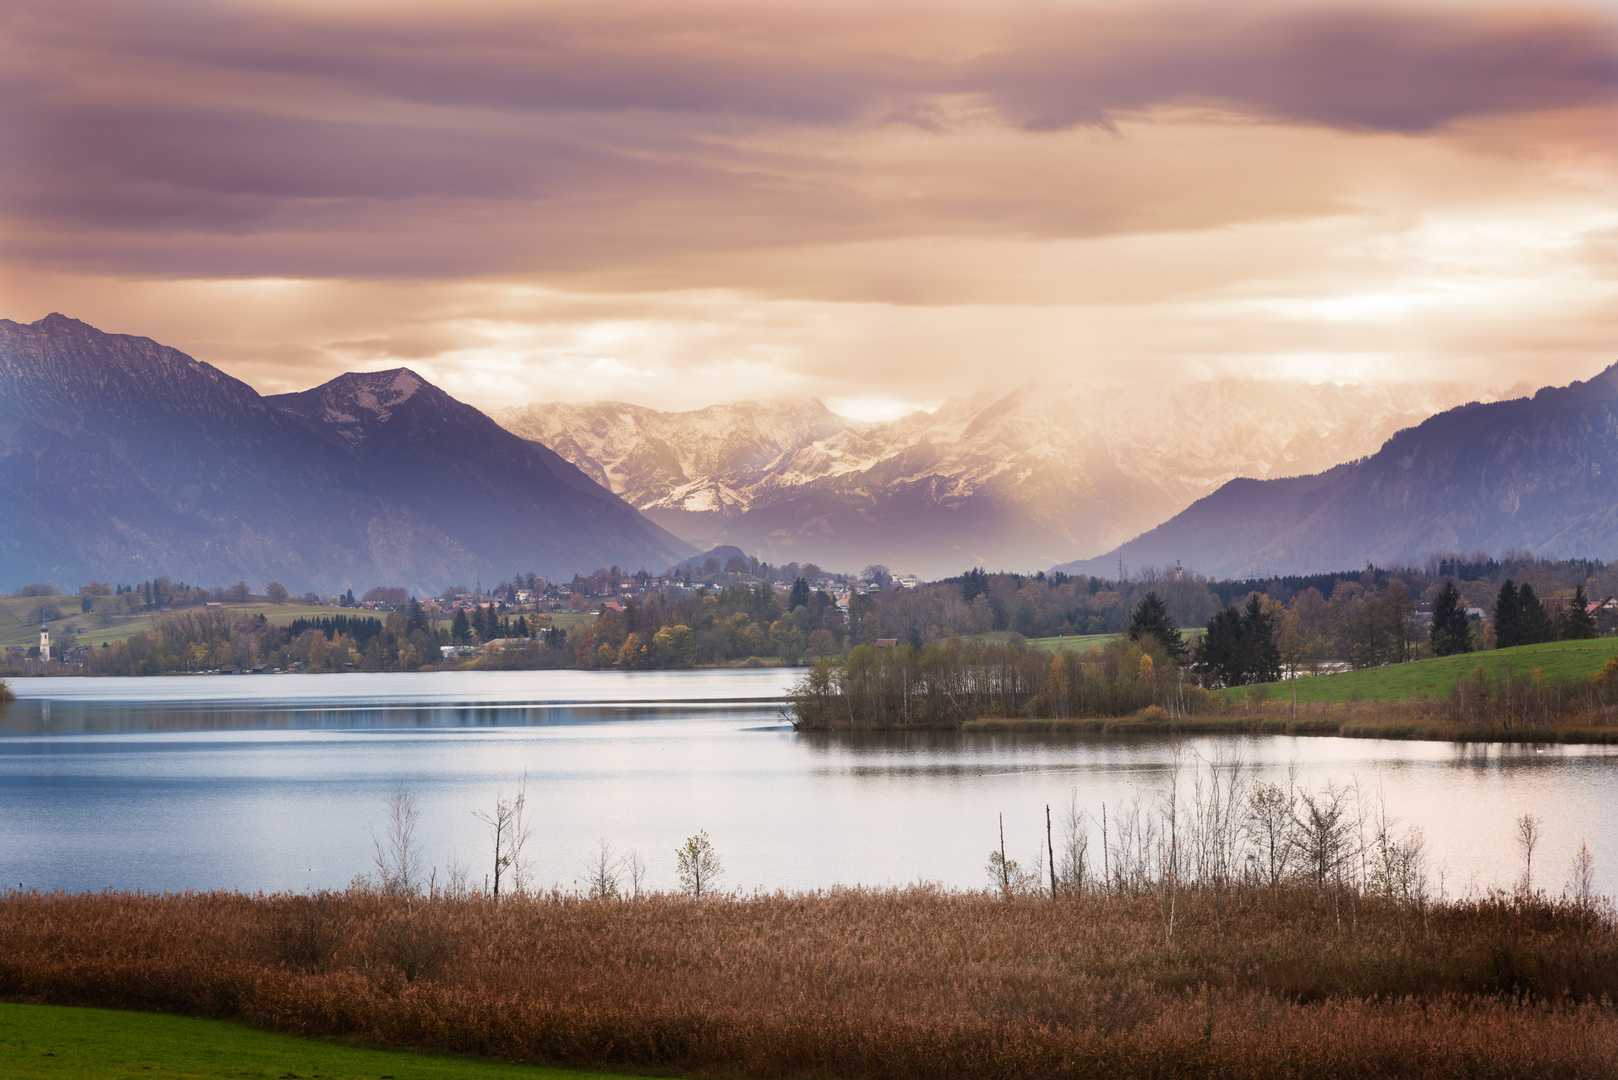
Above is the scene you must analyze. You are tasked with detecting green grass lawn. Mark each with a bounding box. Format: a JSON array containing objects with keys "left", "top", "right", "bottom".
[
  {"left": 0, "top": 1002, "right": 647, "bottom": 1080},
  {"left": 1235, "top": 637, "right": 1618, "bottom": 704},
  {"left": 0, "top": 598, "right": 346, "bottom": 651},
  {"left": 545, "top": 612, "right": 598, "bottom": 632}
]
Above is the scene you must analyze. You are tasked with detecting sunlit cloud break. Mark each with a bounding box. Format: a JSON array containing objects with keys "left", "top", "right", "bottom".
[{"left": 1, "top": 0, "right": 1614, "bottom": 412}]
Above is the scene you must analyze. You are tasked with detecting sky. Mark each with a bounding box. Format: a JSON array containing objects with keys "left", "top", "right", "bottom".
[{"left": 1, "top": 0, "right": 1615, "bottom": 419}]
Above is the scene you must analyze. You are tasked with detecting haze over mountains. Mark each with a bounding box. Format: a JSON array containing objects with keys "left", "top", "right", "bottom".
[
  {"left": 1060, "top": 363, "right": 1618, "bottom": 580},
  {"left": 0, "top": 314, "right": 692, "bottom": 593},
  {"left": 7, "top": 312, "right": 1612, "bottom": 593},
  {"left": 498, "top": 382, "right": 1489, "bottom": 579}
]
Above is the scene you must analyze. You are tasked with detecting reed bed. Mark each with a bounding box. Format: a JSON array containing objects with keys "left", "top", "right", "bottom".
[{"left": 3, "top": 886, "right": 1615, "bottom": 1079}]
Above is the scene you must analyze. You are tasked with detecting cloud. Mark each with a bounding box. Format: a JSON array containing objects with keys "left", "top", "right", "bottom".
[{"left": 0, "top": 0, "right": 1613, "bottom": 411}]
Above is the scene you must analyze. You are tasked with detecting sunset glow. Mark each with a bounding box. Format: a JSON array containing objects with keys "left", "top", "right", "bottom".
[{"left": 2, "top": 0, "right": 1614, "bottom": 412}]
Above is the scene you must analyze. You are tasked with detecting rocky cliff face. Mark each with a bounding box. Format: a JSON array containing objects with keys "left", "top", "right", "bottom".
[
  {"left": 0, "top": 315, "right": 692, "bottom": 592},
  {"left": 499, "top": 380, "right": 1478, "bottom": 577},
  {"left": 1058, "top": 363, "right": 1618, "bottom": 579}
]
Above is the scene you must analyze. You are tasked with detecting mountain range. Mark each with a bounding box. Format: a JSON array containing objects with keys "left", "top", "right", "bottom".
[
  {"left": 497, "top": 381, "right": 1489, "bottom": 578},
  {"left": 0, "top": 314, "right": 692, "bottom": 593},
  {"left": 1058, "top": 363, "right": 1618, "bottom": 579}
]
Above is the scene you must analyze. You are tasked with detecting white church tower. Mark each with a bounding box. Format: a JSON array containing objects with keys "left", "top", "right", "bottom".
[{"left": 39, "top": 625, "right": 50, "bottom": 663}]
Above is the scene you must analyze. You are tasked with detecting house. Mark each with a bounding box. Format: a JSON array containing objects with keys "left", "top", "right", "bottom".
[{"left": 875, "top": 638, "right": 898, "bottom": 648}]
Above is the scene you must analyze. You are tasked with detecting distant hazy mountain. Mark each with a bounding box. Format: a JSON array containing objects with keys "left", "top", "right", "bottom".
[
  {"left": 1057, "top": 363, "right": 1618, "bottom": 579},
  {"left": 498, "top": 381, "right": 1479, "bottom": 578},
  {"left": 0, "top": 314, "right": 692, "bottom": 593}
]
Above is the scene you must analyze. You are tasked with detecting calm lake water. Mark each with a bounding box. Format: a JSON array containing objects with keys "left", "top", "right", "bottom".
[{"left": 2, "top": 670, "right": 1614, "bottom": 897}]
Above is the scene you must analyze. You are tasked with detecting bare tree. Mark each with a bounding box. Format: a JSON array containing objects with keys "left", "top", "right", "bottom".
[
  {"left": 473, "top": 773, "right": 532, "bottom": 900},
  {"left": 626, "top": 851, "right": 647, "bottom": 898},
  {"left": 676, "top": 830, "right": 723, "bottom": 897},
  {"left": 1567, "top": 840, "right": 1597, "bottom": 911},
  {"left": 584, "top": 838, "right": 622, "bottom": 900},
  {"left": 373, "top": 785, "right": 422, "bottom": 896},
  {"left": 1056, "top": 790, "right": 1090, "bottom": 894},
  {"left": 1245, "top": 781, "right": 1296, "bottom": 888},
  {"left": 1515, "top": 813, "right": 1541, "bottom": 894},
  {"left": 1294, "top": 784, "right": 1354, "bottom": 891}
]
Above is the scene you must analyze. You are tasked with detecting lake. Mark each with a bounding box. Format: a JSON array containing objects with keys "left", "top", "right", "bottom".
[{"left": 2, "top": 669, "right": 1614, "bottom": 898}]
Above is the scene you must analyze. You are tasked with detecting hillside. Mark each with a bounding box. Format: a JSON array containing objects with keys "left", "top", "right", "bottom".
[
  {"left": 0, "top": 315, "right": 693, "bottom": 593},
  {"left": 1060, "top": 362, "right": 1618, "bottom": 578}
]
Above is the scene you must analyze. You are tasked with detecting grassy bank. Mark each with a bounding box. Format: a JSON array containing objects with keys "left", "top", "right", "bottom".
[
  {"left": 0, "top": 1002, "right": 641, "bottom": 1080},
  {"left": 2, "top": 888, "right": 1614, "bottom": 1079},
  {"left": 1235, "top": 637, "right": 1618, "bottom": 704}
]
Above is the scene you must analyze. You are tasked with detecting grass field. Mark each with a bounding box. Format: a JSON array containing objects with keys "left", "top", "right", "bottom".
[
  {"left": 546, "top": 611, "right": 598, "bottom": 632},
  {"left": 0, "top": 597, "right": 339, "bottom": 651},
  {"left": 0, "top": 1002, "right": 641, "bottom": 1080},
  {"left": 1238, "top": 637, "right": 1618, "bottom": 704},
  {"left": 1023, "top": 628, "right": 1203, "bottom": 653}
]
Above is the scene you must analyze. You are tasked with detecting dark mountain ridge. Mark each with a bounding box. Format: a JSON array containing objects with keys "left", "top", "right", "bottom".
[
  {"left": 1057, "top": 363, "right": 1618, "bottom": 579},
  {"left": 0, "top": 314, "right": 693, "bottom": 593}
]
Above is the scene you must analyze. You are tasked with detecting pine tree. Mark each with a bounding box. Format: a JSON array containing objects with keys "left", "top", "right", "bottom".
[
  {"left": 788, "top": 576, "right": 811, "bottom": 611},
  {"left": 1430, "top": 581, "right": 1472, "bottom": 657},
  {"left": 1126, "top": 591, "right": 1186, "bottom": 664},
  {"left": 1240, "top": 594, "right": 1282, "bottom": 683},
  {"left": 1193, "top": 606, "right": 1245, "bottom": 687},
  {"left": 1518, "top": 584, "right": 1554, "bottom": 645},
  {"left": 1564, "top": 584, "right": 1598, "bottom": 640},
  {"left": 1494, "top": 581, "right": 1521, "bottom": 649},
  {"left": 451, "top": 608, "right": 471, "bottom": 645}
]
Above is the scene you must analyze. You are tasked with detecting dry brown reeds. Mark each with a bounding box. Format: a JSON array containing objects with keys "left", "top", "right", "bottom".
[{"left": 2, "top": 885, "right": 1615, "bottom": 1079}]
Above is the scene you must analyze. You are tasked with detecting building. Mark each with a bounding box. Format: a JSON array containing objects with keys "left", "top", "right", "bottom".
[{"left": 39, "top": 625, "right": 50, "bottom": 663}]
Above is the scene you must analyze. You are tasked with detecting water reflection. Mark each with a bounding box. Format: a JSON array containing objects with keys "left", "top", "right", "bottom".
[{"left": 0, "top": 671, "right": 1613, "bottom": 899}]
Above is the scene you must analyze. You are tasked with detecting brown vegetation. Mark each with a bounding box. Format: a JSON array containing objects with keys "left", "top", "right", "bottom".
[{"left": 1, "top": 886, "right": 1615, "bottom": 1079}]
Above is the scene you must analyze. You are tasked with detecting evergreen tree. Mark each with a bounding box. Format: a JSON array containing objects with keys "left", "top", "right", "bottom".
[
  {"left": 1494, "top": 581, "right": 1521, "bottom": 648},
  {"left": 788, "top": 576, "right": 811, "bottom": 611},
  {"left": 1239, "top": 594, "right": 1282, "bottom": 683},
  {"left": 1126, "top": 591, "right": 1186, "bottom": 664},
  {"left": 1192, "top": 606, "right": 1246, "bottom": 687},
  {"left": 1564, "top": 584, "right": 1598, "bottom": 640},
  {"left": 515, "top": 615, "right": 530, "bottom": 638},
  {"left": 1429, "top": 581, "right": 1472, "bottom": 657},
  {"left": 405, "top": 598, "right": 429, "bottom": 637},
  {"left": 1518, "top": 584, "right": 1554, "bottom": 645},
  {"left": 451, "top": 608, "right": 471, "bottom": 645}
]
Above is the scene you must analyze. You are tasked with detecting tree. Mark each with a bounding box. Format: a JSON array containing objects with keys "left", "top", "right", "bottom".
[
  {"left": 1240, "top": 594, "right": 1282, "bottom": 683},
  {"left": 1192, "top": 595, "right": 1280, "bottom": 687},
  {"left": 372, "top": 785, "right": 421, "bottom": 896},
  {"left": 788, "top": 576, "right": 811, "bottom": 611},
  {"left": 265, "top": 581, "right": 289, "bottom": 605},
  {"left": 1563, "top": 584, "right": 1598, "bottom": 640},
  {"left": 676, "top": 829, "right": 723, "bottom": 897},
  {"left": 584, "top": 838, "right": 623, "bottom": 900},
  {"left": 1428, "top": 581, "right": 1471, "bottom": 657},
  {"left": 861, "top": 565, "right": 893, "bottom": 588},
  {"left": 1126, "top": 591, "right": 1186, "bottom": 664},
  {"left": 225, "top": 580, "right": 251, "bottom": 603},
  {"left": 473, "top": 775, "right": 531, "bottom": 899},
  {"left": 1518, "top": 584, "right": 1554, "bottom": 645},
  {"left": 451, "top": 608, "right": 471, "bottom": 645},
  {"left": 1494, "top": 580, "right": 1522, "bottom": 648}
]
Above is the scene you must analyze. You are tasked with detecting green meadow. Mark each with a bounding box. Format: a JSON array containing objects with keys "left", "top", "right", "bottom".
[
  {"left": 0, "top": 596, "right": 336, "bottom": 652},
  {"left": 1236, "top": 637, "right": 1618, "bottom": 704},
  {"left": 0, "top": 1002, "right": 644, "bottom": 1080}
]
